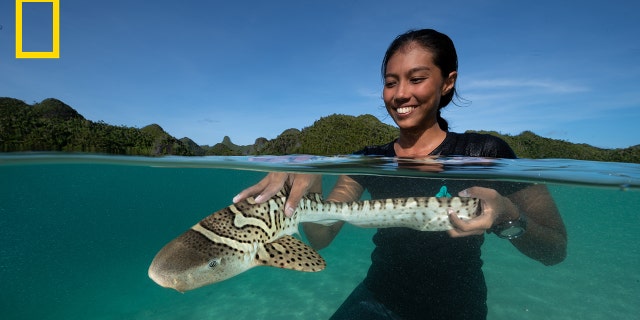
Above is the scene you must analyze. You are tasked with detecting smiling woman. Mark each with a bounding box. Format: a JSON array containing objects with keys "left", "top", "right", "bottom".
[
  {"left": 233, "top": 29, "right": 568, "bottom": 320},
  {"left": 381, "top": 30, "right": 458, "bottom": 157},
  {"left": 383, "top": 30, "right": 457, "bottom": 120}
]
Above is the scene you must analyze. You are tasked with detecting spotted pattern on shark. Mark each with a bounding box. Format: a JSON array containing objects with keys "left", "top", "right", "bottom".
[{"left": 148, "top": 186, "right": 480, "bottom": 292}]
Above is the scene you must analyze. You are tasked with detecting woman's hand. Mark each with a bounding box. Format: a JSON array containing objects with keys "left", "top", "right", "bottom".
[
  {"left": 448, "top": 184, "right": 567, "bottom": 265},
  {"left": 232, "top": 173, "right": 321, "bottom": 217},
  {"left": 447, "top": 186, "right": 519, "bottom": 238}
]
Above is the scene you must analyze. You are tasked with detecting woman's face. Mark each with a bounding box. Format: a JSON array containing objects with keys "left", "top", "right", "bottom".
[{"left": 383, "top": 43, "right": 456, "bottom": 132}]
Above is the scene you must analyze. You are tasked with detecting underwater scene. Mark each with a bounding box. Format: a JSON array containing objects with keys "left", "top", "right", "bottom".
[{"left": 1, "top": 154, "right": 639, "bottom": 320}]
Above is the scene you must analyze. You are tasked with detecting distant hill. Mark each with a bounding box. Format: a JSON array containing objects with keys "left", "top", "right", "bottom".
[
  {"left": 1, "top": 97, "right": 638, "bottom": 163},
  {"left": 476, "top": 130, "right": 640, "bottom": 162},
  {"left": 0, "top": 97, "right": 192, "bottom": 155},
  {"left": 200, "top": 136, "right": 258, "bottom": 156},
  {"left": 179, "top": 137, "right": 205, "bottom": 156}
]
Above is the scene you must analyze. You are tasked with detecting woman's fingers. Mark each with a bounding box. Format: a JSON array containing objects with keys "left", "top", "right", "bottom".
[
  {"left": 447, "top": 186, "right": 504, "bottom": 238},
  {"left": 233, "top": 173, "right": 321, "bottom": 217},
  {"left": 284, "top": 174, "right": 321, "bottom": 217},
  {"left": 232, "top": 172, "right": 288, "bottom": 204}
]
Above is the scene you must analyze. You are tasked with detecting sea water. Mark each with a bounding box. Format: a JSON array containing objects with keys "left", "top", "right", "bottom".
[{"left": 0, "top": 154, "right": 638, "bottom": 320}]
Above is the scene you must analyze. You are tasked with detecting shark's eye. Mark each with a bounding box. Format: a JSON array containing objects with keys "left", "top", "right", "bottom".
[{"left": 208, "top": 258, "right": 221, "bottom": 269}]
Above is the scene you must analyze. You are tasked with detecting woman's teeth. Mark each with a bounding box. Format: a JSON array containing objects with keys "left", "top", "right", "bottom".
[{"left": 397, "top": 106, "right": 415, "bottom": 114}]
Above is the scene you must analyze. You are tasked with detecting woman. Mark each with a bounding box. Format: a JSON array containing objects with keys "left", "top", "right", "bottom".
[{"left": 233, "top": 29, "right": 567, "bottom": 319}]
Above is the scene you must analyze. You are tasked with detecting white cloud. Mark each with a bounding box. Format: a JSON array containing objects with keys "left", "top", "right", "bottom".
[
  {"left": 355, "top": 87, "right": 382, "bottom": 99},
  {"left": 464, "top": 78, "right": 589, "bottom": 94}
]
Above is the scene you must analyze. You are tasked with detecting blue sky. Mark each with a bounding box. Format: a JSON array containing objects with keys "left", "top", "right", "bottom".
[{"left": 1, "top": 0, "right": 638, "bottom": 149}]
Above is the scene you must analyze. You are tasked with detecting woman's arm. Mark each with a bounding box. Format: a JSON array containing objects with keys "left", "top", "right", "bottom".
[
  {"left": 303, "top": 175, "right": 364, "bottom": 250},
  {"left": 449, "top": 184, "right": 567, "bottom": 266},
  {"left": 505, "top": 184, "right": 567, "bottom": 265}
]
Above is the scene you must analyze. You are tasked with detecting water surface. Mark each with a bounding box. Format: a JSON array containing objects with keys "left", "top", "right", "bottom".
[{"left": 1, "top": 154, "right": 638, "bottom": 319}]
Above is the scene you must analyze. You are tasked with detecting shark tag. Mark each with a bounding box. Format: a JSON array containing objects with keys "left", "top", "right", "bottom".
[{"left": 435, "top": 186, "right": 452, "bottom": 198}]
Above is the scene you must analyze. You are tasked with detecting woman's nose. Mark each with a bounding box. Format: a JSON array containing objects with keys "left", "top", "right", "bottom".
[{"left": 394, "top": 81, "right": 410, "bottom": 102}]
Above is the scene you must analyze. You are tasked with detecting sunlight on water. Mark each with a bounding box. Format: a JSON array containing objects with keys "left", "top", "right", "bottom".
[
  {"left": 4, "top": 153, "right": 639, "bottom": 188},
  {"left": 1, "top": 153, "right": 639, "bottom": 319}
]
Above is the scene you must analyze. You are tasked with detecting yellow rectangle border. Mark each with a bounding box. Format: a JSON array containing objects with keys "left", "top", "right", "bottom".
[{"left": 16, "top": 0, "right": 60, "bottom": 58}]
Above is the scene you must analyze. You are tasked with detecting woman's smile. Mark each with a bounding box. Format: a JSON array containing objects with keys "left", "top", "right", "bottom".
[
  {"left": 382, "top": 44, "right": 453, "bottom": 133},
  {"left": 395, "top": 106, "right": 417, "bottom": 115}
]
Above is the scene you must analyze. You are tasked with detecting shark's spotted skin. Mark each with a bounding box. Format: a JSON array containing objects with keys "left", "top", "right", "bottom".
[{"left": 148, "top": 186, "right": 480, "bottom": 292}]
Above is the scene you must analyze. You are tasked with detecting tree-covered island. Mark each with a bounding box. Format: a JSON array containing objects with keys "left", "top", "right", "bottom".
[{"left": 1, "top": 97, "right": 638, "bottom": 163}]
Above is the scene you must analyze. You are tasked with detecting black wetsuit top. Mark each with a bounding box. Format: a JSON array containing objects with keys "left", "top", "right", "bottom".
[{"left": 349, "top": 132, "right": 528, "bottom": 319}]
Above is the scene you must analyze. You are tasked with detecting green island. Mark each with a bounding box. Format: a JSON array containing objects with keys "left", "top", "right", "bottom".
[{"left": 1, "top": 97, "right": 638, "bottom": 163}]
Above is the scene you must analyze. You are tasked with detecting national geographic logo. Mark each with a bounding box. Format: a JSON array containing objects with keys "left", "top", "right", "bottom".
[{"left": 15, "top": 0, "right": 60, "bottom": 59}]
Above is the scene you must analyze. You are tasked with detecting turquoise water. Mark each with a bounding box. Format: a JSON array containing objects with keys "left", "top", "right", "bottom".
[{"left": 1, "top": 154, "right": 639, "bottom": 319}]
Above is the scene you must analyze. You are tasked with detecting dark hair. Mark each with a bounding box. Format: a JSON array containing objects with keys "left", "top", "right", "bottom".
[{"left": 381, "top": 29, "right": 458, "bottom": 131}]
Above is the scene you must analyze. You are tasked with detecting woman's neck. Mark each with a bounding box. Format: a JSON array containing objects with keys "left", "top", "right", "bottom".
[{"left": 394, "top": 126, "right": 447, "bottom": 157}]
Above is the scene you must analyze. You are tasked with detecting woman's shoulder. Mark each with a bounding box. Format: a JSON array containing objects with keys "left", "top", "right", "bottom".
[
  {"left": 353, "top": 140, "right": 397, "bottom": 156},
  {"left": 450, "top": 131, "right": 509, "bottom": 146},
  {"left": 352, "top": 132, "right": 517, "bottom": 158},
  {"left": 440, "top": 132, "right": 517, "bottom": 158}
]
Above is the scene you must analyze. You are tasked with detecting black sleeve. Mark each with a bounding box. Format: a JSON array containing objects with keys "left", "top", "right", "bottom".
[
  {"left": 436, "top": 133, "right": 518, "bottom": 159},
  {"left": 353, "top": 141, "right": 396, "bottom": 157},
  {"left": 350, "top": 134, "right": 528, "bottom": 198}
]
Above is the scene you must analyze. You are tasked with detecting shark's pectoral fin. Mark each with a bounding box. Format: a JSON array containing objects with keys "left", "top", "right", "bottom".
[{"left": 256, "top": 235, "right": 326, "bottom": 272}]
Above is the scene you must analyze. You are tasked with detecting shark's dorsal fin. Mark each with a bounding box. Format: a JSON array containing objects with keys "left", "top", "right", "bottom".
[{"left": 256, "top": 235, "right": 326, "bottom": 272}]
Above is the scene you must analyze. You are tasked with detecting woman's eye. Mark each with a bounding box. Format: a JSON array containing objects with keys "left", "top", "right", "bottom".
[
  {"left": 384, "top": 80, "right": 397, "bottom": 88},
  {"left": 410, "top": 77, "right": 426, "bottom": 84}
]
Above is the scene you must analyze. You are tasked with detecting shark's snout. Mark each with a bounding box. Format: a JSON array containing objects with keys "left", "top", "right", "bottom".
[
  {"left": 148, "top": 256, "right": 183, "bottom": 292},
  {"left": 148, "top": 234, "right": 210, "bottom": 292}
]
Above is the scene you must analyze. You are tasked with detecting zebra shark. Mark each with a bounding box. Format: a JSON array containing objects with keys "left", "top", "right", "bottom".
[{"left": 148, "top": 186, "right": 480, "bottom": 292}]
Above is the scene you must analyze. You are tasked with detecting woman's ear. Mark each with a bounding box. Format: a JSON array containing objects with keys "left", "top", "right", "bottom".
[{"left": 442, "top": 71, "right": 458, "bottom": 95}]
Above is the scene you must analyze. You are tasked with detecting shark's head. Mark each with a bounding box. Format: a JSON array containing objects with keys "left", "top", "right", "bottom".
[{"left": 148, "top": 229, "right": 252, "bottom": 292}]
